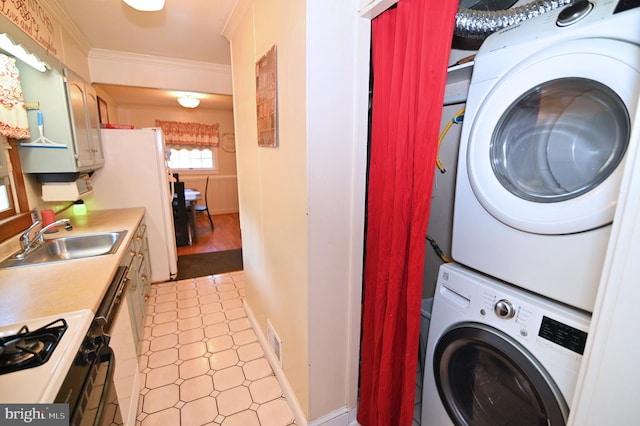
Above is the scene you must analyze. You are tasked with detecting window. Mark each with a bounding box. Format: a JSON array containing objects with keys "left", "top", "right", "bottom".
[
  {"left": 167, "top": 147, "right": 217, "bottom": 170},
  {"left": 0, "top": 183, "right": 10, "bottom": 211}
]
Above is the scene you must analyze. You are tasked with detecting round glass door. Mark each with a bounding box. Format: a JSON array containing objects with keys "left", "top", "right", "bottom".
[
  {"left": 491, "top": 78, "right": 629, "bottom": 203},
  {"left": 433, "top": 324, "right": 567, "bottom": 426},
  {"left": 466, "top": 38, "right": 640, "bottom": 234}
]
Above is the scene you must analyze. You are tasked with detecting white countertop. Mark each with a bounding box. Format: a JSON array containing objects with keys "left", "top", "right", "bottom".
[{"left": 0, "top": 207, "right": 145, "bottom": 326}]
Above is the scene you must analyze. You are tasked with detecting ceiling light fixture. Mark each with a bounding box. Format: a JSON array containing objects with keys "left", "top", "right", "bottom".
[
  {"left": 122, "top": 0, "right": 165, "bottom": 12},
  {"left": 177, "top": 96, "right": 200, "bottom": 109}
]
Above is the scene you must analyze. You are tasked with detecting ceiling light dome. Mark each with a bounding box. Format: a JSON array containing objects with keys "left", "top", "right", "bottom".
[
  {"left": 178, "top": 96, "right": 200, "bottom": 109},
  {"left": 123, "top": 0, "right": 165, "bottom": 12}
]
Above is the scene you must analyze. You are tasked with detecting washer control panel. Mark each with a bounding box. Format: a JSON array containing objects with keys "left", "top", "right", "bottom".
[
  {"left": 438, "top": 263, "right": 591, "bottom": 361},
  {"left": 539, "top": 316, "right": 588, "bottom": 355},
  {"left": 494, "top": 299, "right": 516, "bottom": 319}
]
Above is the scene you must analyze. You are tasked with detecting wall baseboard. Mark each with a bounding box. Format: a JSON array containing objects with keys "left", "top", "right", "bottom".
[
  {"left": 243, "top": 299, "right": 309, "bottom": 426},
  {"left": 243, "top": 299, "right": 359, "bottom": 426},
  {"left": 309, "top": 408, "right": 354, "bottom": 426}
]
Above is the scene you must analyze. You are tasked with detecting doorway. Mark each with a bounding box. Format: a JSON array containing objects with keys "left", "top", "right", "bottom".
[{"left": 176, "top": 212, "right": 241, "bottom": 255}]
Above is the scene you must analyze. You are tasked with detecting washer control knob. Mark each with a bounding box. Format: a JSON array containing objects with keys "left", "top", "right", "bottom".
[
  {"left": 494, "top": 299, "right": 516, "bottom": 319},
  {"left": 557, "top": 0, "right": 593, "bottom": 27}
]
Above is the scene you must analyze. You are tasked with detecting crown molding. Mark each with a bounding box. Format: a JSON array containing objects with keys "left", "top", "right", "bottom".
[
  {"left": 222, "top": 0, "right": 253, "bottom": 41},
  {"left": 88, "top": 48, "right": 232, "bottom": 94},
  {"left": 47, "top": 0, "right": 93, "bottom": 55},
  {"left": 88, "top": 48, "right": 231, "bottom": 74}
]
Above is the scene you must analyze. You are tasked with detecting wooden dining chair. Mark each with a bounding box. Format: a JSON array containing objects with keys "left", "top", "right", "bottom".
[
  {"left": 195, "top": 176, "right": 214, "bottom": 230},
  {"left": 172, "top": 181, "right": 191, "bottom": 246}
]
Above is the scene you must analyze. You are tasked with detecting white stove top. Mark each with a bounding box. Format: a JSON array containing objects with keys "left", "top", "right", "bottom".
[{"left": 0, "top": 310, "right": 93, "bottom": 403}]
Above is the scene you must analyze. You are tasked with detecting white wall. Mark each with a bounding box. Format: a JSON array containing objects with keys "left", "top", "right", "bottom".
[
  {"left": 224, "top": 0, "right": 368, "bottom": 422},
  {"left": 306, "top": 3, "right": 369, "bottom": 422},
  {"left": 227, "top": 0, "right": 311, "bottom": 416},
  {"left": 422, "top": 101, "right": 464, "bottom": 298},
  {"left": 569, "top": 79, "right": 640, "bottom": 425}
]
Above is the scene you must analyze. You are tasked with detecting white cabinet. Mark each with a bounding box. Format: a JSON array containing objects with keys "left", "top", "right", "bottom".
[
  {"left": 65, "top": 69, "right": 104, "bottom": 169},
  {"left": 15, "top": 64, "right": 104, "bottom": 174}
]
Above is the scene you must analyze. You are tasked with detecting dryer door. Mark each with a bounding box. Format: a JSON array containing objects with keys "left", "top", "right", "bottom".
[
  {"left": 467, "top": 38, "right": 640, "bottom": 234},
  {"left": 433, "top": 323, "right": 567, "bottom": 426}
]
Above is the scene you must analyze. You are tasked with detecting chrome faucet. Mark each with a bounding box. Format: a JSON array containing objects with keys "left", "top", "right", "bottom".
[
  {"left": 20, "top": 220, "right": 42, "bottom": 251},
  {"left": 18, "top": 218, "right": 73, "bottom": 258}
]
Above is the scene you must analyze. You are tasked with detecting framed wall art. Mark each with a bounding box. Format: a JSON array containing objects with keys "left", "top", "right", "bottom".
[{"left": 255, "top": 45, "right": 278, "bottom": 148}]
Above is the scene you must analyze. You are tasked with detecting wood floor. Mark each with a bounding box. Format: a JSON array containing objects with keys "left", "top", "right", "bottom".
[{"left": 177, "top": 213, "right": 242, "bottom": 256}]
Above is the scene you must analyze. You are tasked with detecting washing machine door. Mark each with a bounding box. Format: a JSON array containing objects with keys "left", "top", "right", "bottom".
[
  {"left": 433, "top": 323, "right": 567, "bottom": 426},
  {"left": 467, "top": 38, "right": 640, "bottom": 234}
]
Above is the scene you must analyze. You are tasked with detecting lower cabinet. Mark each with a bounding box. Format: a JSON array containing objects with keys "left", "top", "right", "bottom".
[
  {"left": 111, "top": 216, "right": 151, "bottom": 425},
  {"left": 123, "top": 218, "right": 151, "bottom": 352},
  {"left": 110, "top": 290, "right": 140, "bottom": 426}
]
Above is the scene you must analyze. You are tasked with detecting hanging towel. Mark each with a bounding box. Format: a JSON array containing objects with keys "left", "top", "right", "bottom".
[{"left": 0, "top": 53, "right": 31, "bottom": 139}]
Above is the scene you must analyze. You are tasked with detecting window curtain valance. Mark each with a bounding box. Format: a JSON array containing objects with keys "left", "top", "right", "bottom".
[
  {"left": 155, "top": 120, "right": 219, "bottom": 148},
  {"left": 0, "top": 53, "right": 31, "bottom": 140}
]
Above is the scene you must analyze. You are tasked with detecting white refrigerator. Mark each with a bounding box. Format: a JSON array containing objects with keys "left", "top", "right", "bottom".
[{"left": 87, "top": 127, "right": 177, "bottom": 282}]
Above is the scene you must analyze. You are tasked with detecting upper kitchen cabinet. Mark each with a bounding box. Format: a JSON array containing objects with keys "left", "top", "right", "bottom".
[
  {"left": 16, "top": 64, "right": 104, "bottom": 175},
  {"left": 65, "top": 69, "right": 105, "bottom": 169}
]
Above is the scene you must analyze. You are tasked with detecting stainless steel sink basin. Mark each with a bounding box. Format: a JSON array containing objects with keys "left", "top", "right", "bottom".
[{"left": 0, "top": 231, "right": 128, "bottom": 269}]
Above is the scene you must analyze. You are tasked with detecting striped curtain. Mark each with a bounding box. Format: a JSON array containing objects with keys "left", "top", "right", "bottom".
[{"left": 155, "top": 120, "right": 219, "bottom": 148}]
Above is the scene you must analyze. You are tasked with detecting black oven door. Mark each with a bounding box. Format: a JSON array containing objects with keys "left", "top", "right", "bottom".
[{"left": 56, "top": 340, "right": 123, "bottom": 426}]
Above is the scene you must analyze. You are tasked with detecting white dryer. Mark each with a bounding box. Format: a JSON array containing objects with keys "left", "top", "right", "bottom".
[
  {"left": 421, "top": 263, "right": 590, "bottom": 426},
  {"left": 451, "top": 0, "right": 640, "bottom": 312}
]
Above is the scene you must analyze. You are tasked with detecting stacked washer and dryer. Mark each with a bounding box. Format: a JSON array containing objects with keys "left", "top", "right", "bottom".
[{"left": 422, "top": 1, "right": 640, "bottom": 425}]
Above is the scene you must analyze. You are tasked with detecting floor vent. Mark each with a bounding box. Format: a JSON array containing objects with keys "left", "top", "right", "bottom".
[{"left": 267, "top": 319, "right": 283, "bottom": 367}]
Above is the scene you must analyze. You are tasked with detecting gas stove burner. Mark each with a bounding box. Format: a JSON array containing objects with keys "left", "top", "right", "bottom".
[
  {"left": 0, "top": 319, "right": 67, "bottom": 375},
  {"left": 3, "top": 337, "right": 47, "bottom": 366}
]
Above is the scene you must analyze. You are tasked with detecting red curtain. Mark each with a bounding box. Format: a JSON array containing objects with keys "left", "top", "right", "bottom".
[{"left": 358, "top": 1, "right": 459, "bottom": 425}]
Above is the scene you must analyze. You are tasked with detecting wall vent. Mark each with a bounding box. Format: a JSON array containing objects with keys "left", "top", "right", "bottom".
[{"left": 267, "top": 319, "right": 283, "bottom": 367}]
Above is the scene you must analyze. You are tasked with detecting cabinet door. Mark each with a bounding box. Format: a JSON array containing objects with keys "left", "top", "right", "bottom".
[
  {"left": 126, "top": 278, "right": 144, "bottom": 352},
  {"left": 84, "top": 87, "right": 104, "bottom": 167},
  {"left": 137, "top": 222, "right": 152, "bottom": 307},
  {"left": 65, "top": 71, "right": 93, "bottom": 168},
  {"left": 16, "top": 64, "right": 77, "bottom": 174},
  {"left": 123, "top": 239, "right": 144, "bottom": 351},
  {"left": 110, "top": 289, "right": 140, "bottom": 425}
]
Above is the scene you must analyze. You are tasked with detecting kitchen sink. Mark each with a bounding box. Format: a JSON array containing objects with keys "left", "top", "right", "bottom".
[{"left": 0, "top": 231, "right": 128, "bottom": 269}]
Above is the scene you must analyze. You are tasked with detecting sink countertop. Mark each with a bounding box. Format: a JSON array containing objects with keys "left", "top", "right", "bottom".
[{"left": 0, "top": 207, "right": 145, "bottom": 326}]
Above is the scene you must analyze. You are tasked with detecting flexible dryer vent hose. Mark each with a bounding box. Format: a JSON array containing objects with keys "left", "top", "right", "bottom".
[{"left": 455, "top": 0, "right": 577, "bottom": 39}]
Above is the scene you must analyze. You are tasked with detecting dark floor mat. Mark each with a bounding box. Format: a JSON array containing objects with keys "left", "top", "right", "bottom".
[{"left": 176, "top": 249, "right": 243, "bottom": 280}]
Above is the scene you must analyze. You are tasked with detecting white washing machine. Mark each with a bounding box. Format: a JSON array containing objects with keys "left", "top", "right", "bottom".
[
  {"left": 451, "top": 0, "right": 640, "bottom": 312},
  {"left": 421, "top": 263, "right": 590, "bottom": 426}
]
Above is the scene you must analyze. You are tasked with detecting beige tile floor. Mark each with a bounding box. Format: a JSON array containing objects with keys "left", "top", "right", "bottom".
[{"left": 136, "top": 271, "right": 297, "bottom": 426}]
